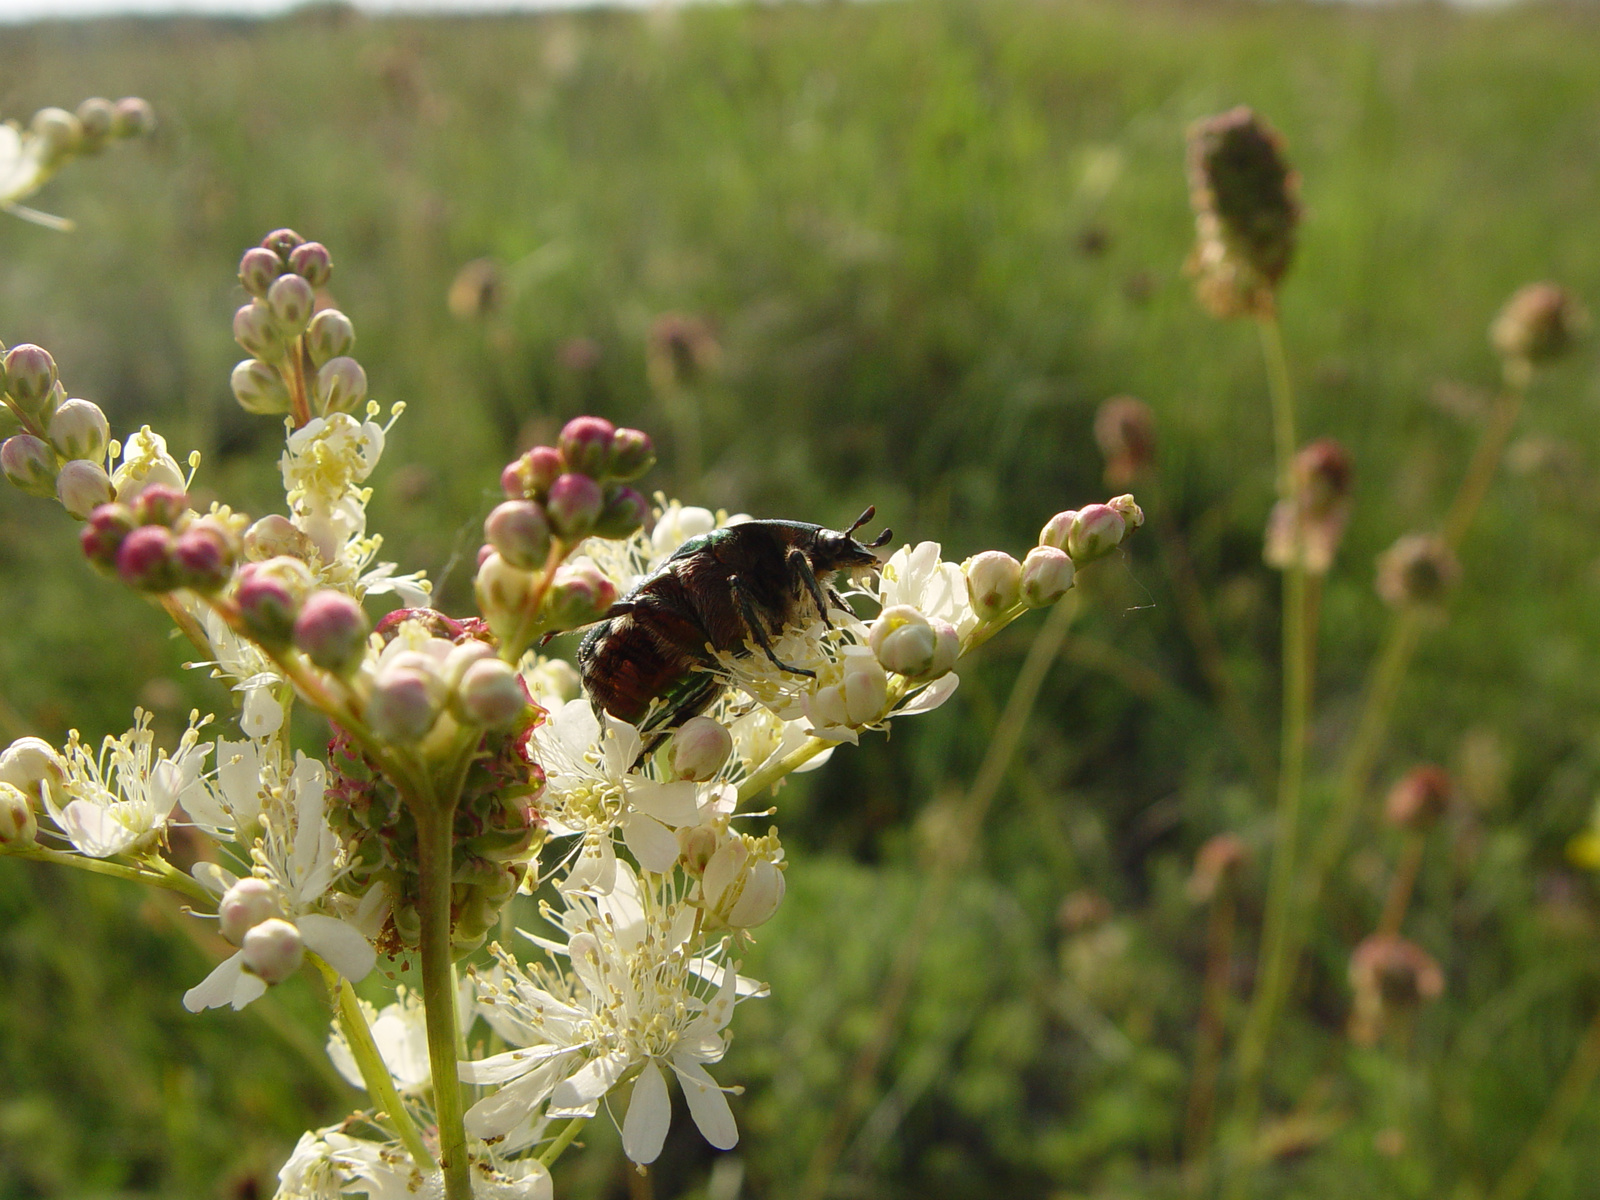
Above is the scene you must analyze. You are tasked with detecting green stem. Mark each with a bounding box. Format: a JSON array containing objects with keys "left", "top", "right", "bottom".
[
  {"left": 1225, "top": 313, "right": 1313, "bottom": 1193},
  {"left": 536, "top": 1115, "right": 588, "bottom": 1169},
  {"left": 414, "top": 796, "right": 472, "bottom": 1200},
  {"left": 318, "top": 961, "right": 437, "bottom": 1174},
  {"left": 1488, "top": 1002, "right": 1600, "bottom": 1200},
  {"left": 5, "top": 843, "right": 213, "bottom": 904}
]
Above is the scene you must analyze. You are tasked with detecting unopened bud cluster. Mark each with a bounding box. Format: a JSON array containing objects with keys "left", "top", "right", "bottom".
[
  {"left": 477, "top": 417, "right": 655, "bottom": 650},
  {"left": 0, "top": 344, "right": 125, "bottom": 519},
  {"left": 80, "top": 484, "right": 242, "bottom": 594},
  {"left": 231, "top": 229, "right": 365, "bottom": 421},
  {"left": 15, "top": 96, "right": 154, "bottom": 180},
  {"left": 1185, "top": 106, "right": 1300, "bottom": 319}
]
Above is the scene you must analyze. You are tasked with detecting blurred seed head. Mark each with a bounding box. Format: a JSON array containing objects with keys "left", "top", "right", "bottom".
[
  {"left": 1185, "top": 107, "right": 1300, "bottom": 319},
  {"left": 1386, "top": 766, "right": 1453, "bottom": 833},
  {"left": 1093, "top": 396, "right": 1157, "bottom": 486},
  {"left": 1490, "top": 282, "right": 1586, "bottom": 378},
  {"left": 1376, "top": 534, "right": 1460, "bottom": 610},
  {"left": 1187, "top": 832, "right": 1250, "bottom": 903},
  {"left": 447, "top": 258, "right": 506, "bottom": 321},
  {"left": 1348, "top": 933, "right": 1444, "bottom": 1046},
  {"left": 1264, "top": 438, "right": 1354, "bottom": 576},
  {"left": 647, "top": 313, "right": 720, "bottom": 391}
]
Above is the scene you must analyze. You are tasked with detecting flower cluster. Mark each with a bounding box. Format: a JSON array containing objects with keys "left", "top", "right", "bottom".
[
  {"left": 0, "top": 95, "right": 154, "bottom": 229},
  {"left": 0, "top": 229, "right": 1143, "bottom": 1199}
]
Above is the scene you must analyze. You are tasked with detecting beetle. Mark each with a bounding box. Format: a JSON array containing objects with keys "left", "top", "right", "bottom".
[{"left": 577, "top": 506, "right": 892, "bottom": 738}]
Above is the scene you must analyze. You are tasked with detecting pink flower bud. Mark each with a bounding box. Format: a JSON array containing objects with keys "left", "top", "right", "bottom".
[
  {"left": 3, "top": 344, "right": 59, "bottom": 420},
  {"left": 606, "top": 427, "right": 656, "bottom": 482},
  {"left": 56, "top": 459, "right": 114, "bottom": 519},
  {"left": 678, "top": 824, "right": 719, "bottom": 876},
  {"left": 47, "top": 398, "right": 109, "bottom": 462},
  {"left": 314, "top": 356, "right": 367, "bottom": 415},
  {"left": 294, "top": 591, "right": 370, "bottom": 674},
  {"left": 241, "top": 918, "right": 305, "bottom": 985},
  {"left": 457, "top": 658, "right": 529, "bottom": 727},
  {"left": 965, "top": 551, "right": 1023, "bottom": 620},
  {"left": 1, "top": 434, "right": 58, "bottom": 497},
  {"left": 231, "top": 359, "right": 291, "bottom": 415},
  {"left": 545, "top": 472, "right": 604, "bottom": 539},
  {"left": 234, "top": 301, "right": 286, "bottom": 361},
  {"left": 76, "top": 97, "right": 114, "bottom": 147},
  {"left": 670, "top": 716, "right": 732, "bottom": 782},
  {"left": 132, "top": 484, "right": 190, "bottom": 528},
  {"left": 592, "top": 484, "right": 648, "bottom": 540},
  {"left": 368, "top": 666, "right": 442, "bottom": 743},
  {"left": 173, "top": 524, "right": 236, "bottom": 593},
  {"left": 266, "top": 273, "right": 315, "bottom": 337},
  {"left": 288, "top": 241, "right": 332, "bottom": 288},
  {"left": 926, "top": 619, "right": 960, "bottom": 678},
  {"left": 111, "top": 96, "right": 156, "bottom": 139},
  {"left": 557, "top": 416, "right": 615, "bottom": 478},
  {"left": 543, "top": 562, "right": 617, "bottom": 631},
  {"left": 305, "top": 309, "right": 355, "bottom": 369},
  {"left": 260, "top": 228, "right": 305, "bottom": 260},
  {"left": 237, "top": 247, "right": 282, "bottom": 299},
  {"left": 219, "top": 877, "right": 280, "bottom": 945},
  {"left": 1021, "top": 546, "right": 1075, "bottom": 607},
  {"left": 115, "top": 524, "right": 178, "bottom": 592},
  {"left": 1039, "top": 509, "right": 1077, "bottom": 552},
  {"left": 1066, "top": 504, "right": 1126, "bottom": 564},
  {"left": 505, "top": 445, "right": 565, "bottom": 500},
  {"left": 81, "top": 504, "right": 135, "bottom": 571},
  {"left": 235, "top": 559, "right": 307, "bottom": 647},
  {"left": 0, "top": 782, "right": 36, "bottom": 847},
  {"left": 484, "top": 500, "right": 552, "bottom": 569}
]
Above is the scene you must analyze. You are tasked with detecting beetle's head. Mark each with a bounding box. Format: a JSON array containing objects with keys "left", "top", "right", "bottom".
[{"left": 813, "top": 505, "right": 893, "bottom": 572}]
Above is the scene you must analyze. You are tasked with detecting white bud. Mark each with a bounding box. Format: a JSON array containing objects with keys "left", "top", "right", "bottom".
[
  {"left": 670, "top": 717, "right": 733, "bottom": 782},
  {"left": 1039, "top": 510, "right": 1077, "bottom": 551},
  {"left": 47, "top": 398, "right": 110, "bottom": 462},
  {"left": 925, "top": 618, "right": 960, "bottom": 678},
  {"left": 368, "top": 666, "right": 442, "bottom": 743},
  {"left": 727, "top": 858, "right": 786, "bottom": 928},
  {"left": 474, "top": 551, "right": 536, "bottom": 643},
  {"left": 243, "top": 514, "right": 315, "bottom": 562},
  {"left": 875, "top": 621, "right": 938, "bottom": 677},
  {"left": 56, "top": 459, "right": 114, "bottom": 519},
  {"left": 702, "top": 837, "right": 749, "bottom": 914},
  {"left": 0, "top": 781, "right": 37, "bottom": 846},
  {"left": 442, "top": 639, "right": 496, "bottom": 690},
  {"left": 0, "top": 736, "right": 64, "bottom": 802},
  {"left": 1067, "top": 505, "right": 1126, "bottom": 564},
  {"left": 241, "top": 917, "right": 304, "bottom": 984},
  {"left": 840, "top": 652, "right": 889, "bottom": 726},
  {"left": 677, "top": 824, "right": 720, "bottom": 876},
  {"left": 869, "top": 604, "right": 930, "bottom": 657},
  {"left": 218, "top": 877, "right": 280, "bottom": 945},
  {"left": 457, "top": 658, "right": 528, "bottom": 727},
  {"left": 965, "top": 551, "right": 1023, "bottom": 620},
  {"left": 1021, "top": 545, "right": 1075, "bottom": 607}
]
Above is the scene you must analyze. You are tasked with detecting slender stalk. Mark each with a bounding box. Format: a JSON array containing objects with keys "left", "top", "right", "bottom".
[
  {"left": 1184, "top": 879, "right": 1238, "bottom": 1192},
  {"left": 414, "top": 795, "right": 472, "bottom": 1200},
  {"left": 1488, "top": 1003, "right": 1600, "bottom": 1200},
  {"left": 1376, "top": 832, "right": 1426, "bottom": 938},
  {"left": 318, "top": 961, "right": 438, "bottom": 1173},
  {"left": 1226, "top": 313, "right": 1313, "bottom": 1174},
  {"left": 1443, "top": 390, "right": 1524, "bottom": 550},
  {"left": 6, "top": 843, "right": 214, "bottom": 904},
  {"left": 537, "top": 1115, "right": 588, "bottom": 1168},
  {"left": 795, "top": 596, "right": 1078, "bottom": 1200}
]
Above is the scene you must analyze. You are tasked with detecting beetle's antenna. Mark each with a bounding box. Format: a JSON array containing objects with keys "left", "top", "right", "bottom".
[
  {"left": 844, "top": 506, "right": 876, "bottom": 537},
  {"left": 867, "top": 526, "right": 893, "bottom": 549}
]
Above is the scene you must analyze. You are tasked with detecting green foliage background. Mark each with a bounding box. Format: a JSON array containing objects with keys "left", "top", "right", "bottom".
[{"left": 3, "top": 0, "right": 1600, "bottom": 1196}]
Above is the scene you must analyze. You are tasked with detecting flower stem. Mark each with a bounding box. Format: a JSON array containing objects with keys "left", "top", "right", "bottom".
[
  {"left": 537, "top": 1115, "right": 588, "bottom": 1168},
  {"left": 1376, "top": 832, "right": 1426, "bottom": 938},
  {"left": 1225, "top": 312, "right": 1314, "bottom": 1192},
  {"left": 5, "top": 843, "right": 213, "bottom": 904},
  {"left": 317, "top": 961, "right": 437, "bottom": 1174},
  {"left": 1184, "top": 876, "right": 1238, "bottom": 1194},
  {"left": 414, "top": 795, "right": 472, "bottom": 1200}
]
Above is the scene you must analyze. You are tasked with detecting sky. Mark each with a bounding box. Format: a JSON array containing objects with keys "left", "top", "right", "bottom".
[{"left": 0, "top": 0, "right": 678, "bottom": 22}]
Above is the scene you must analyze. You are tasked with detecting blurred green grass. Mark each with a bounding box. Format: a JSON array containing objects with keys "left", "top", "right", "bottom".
[{"left": 4, "top": 0, "right": 1600, "bottom": 1196}]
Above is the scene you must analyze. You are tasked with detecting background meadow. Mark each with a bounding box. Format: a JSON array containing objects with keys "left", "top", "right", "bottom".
[{"left": 4, "top": 0, "right": 1600, "bottom": 1196}]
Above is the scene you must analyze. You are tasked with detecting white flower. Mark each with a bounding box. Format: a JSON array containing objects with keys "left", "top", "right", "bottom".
[
  {"left": 0, "top": 122, "right": 46, "bottom": 207},
  {"left": 43, "top": 710, "right": 213, "bottom": 859},
  {"left": 111, "top": 425, "right": 188, "bottom": 503},
  {"left": 461, "top": 864, "right": 753, "bottom": 1164},
  {"left": 534, "top": 699, "right": 704, "bottom": 886},
  {"left": 327, "top": 987, "right": 435, "bottom": 1096},
  {"left": 191, "top": 604, "right": 286, "bottom": 740},
  {"left": 877, "top": 541, "right": 979, "bottom": 639},
  {"left": 184, "top": 754, "right": 376, "bottom": 1012}
]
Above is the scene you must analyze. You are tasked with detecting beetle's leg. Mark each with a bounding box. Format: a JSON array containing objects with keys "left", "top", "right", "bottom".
[
  {"left": 729, "top": 574, "right": 817, "bottom": 678},
  {"left": 602, "top": 599, "right": 639, "bottom": 619},
  {"left": 787, "top": 547, "right": 834, "bottom": 629}
]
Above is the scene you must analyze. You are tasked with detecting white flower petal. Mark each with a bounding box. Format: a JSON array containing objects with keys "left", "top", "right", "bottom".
[
  {"left": 184, "top": 952, "right": 248, "bottom": 1013},
  {"left": 299, "top": 914, "right": 376, "bottom": 982},
  {"left": 627, "top": 780, "right": 700, "bottom": 826},
  {"left": 622, "top": 813, "right": 680, "bottom": 874},
  {"left": 622, "top": 1059, "right": 671, "bottom": 1165},
  {"left": 672, "top": 1058, "right": 738, "bottom": 1150},
  {"left": 549, "top": 1048, "right": 632, "bottom": 1113},
  {"left": 897, "top": 671, "right": 960, "bottom": 716}
]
